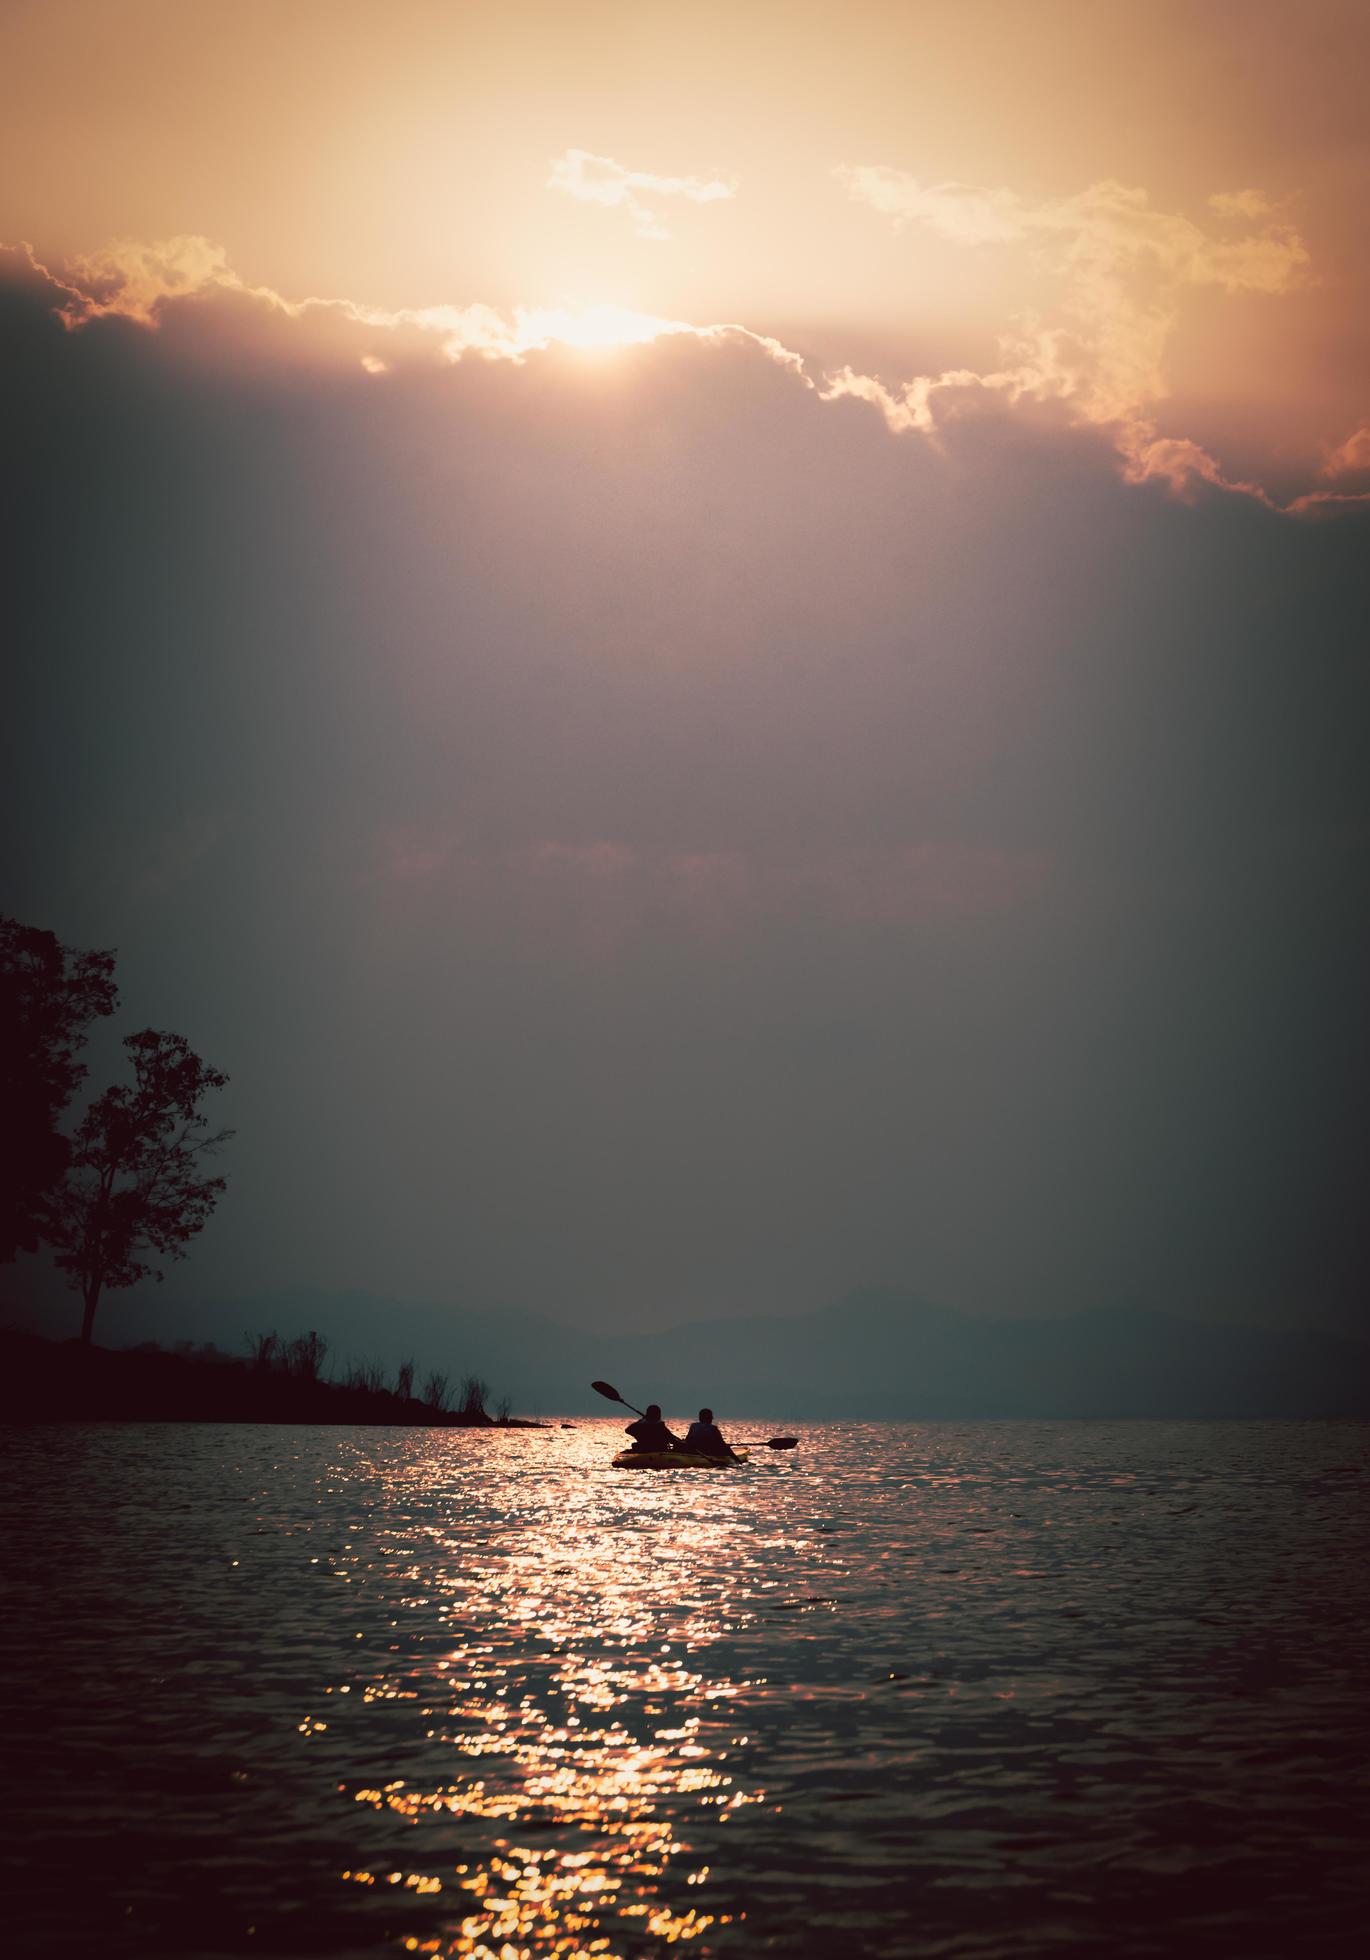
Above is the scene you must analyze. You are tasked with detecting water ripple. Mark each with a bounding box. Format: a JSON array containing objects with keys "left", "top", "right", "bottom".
[{"left": 2, "top": 1419, "right": 1367, "bottom": 1957}]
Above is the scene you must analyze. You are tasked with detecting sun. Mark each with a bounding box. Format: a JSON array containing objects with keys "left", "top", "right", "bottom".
[{"left": 516, "top": 302, "right": 692, "bottom": 354}]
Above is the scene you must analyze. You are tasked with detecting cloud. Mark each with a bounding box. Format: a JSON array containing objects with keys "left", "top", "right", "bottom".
[
  {"left": 834, "top": 168, "right": 1311, "bottom": 504},
  {"left": 5, "top": 225, "right": 1358, "bottom": 517},
  {"left": 1208, "top": 189, "right": 1276, "bottom": 221},
  {"left": 1280, "top": 424, "right": 1370, "bottom": 513},
  {"left": 61, "top": 235, "right": 240, "bottom": 325},
  {"left": 837, "top": 171, "right": 1306, "bottom": 304},
  {"left": 548, "top": 148, "right": 735, "bottom": 239},
  {"left": 14, "top": 236, "right": 783, "bottom": 376},
  {"left": 1119, "top": 432, "right": 1269, "bottom": 504},
  {"left": 1320, "top": 425, "right": 1370, "bottom": 479},
  {"left": 6, "top": 234, "right": 1368, "bottom": 1330},
  {"left": 836, "top": 168, "right": 1026, "bottom": 246},
  {"left": 364, "top": 830, "right": 1050, "bottom": 963},
  {"left": 9, "top": 235, "right": 684, "bottom": 362}
]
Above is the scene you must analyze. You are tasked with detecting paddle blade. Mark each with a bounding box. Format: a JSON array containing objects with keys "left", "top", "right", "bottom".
[
  {"left": 591, "top": 1380, "right": 624, "bottom": 1403},
  {"left": 766, "top": 1437, "right": 799, "bottom": 1449}
]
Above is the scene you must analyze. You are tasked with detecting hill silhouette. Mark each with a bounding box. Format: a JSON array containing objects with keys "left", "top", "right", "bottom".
[{"left": 7, "top": 1286, "right": 1366, "bottom": 1420}]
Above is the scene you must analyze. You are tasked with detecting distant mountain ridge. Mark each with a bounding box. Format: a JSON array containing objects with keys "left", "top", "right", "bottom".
[{"left": 12, "top": 1284, "right": 1367, "bottom": 1419}]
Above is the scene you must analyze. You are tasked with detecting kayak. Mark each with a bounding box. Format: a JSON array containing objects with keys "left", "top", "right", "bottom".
[{"left": 612, "top": 1449, "right": 750, "bottom": 1470}]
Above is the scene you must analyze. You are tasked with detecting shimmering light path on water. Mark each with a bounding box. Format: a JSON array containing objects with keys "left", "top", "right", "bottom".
[{"left": 3, "top": 1421, "right": 1368, "bottom": 1957}]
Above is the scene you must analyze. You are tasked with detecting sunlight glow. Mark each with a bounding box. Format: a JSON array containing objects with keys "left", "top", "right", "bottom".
[{"left": 515, "top": 303, "right": 692, "bottom": 354}]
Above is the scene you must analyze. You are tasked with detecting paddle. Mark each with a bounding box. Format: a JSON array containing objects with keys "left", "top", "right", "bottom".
[
  {"left": 591, "top": 1378, "right": 644, "bottom": 1416},
  {"left": 766, "top": 1437, "right": 799, "bottom": 1449}
]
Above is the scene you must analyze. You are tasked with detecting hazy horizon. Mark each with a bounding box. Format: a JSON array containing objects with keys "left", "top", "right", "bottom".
[
  {"left": 7, "top": 1275, "right": 1368, "bottom": 1428},
  {"left": 9, "top": 1266, "right": 1370, "bottom": 1349}
]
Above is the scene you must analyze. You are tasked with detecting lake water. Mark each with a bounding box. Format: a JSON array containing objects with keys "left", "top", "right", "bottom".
[{"left": 3, "top": 1420, "right": 1368, "bottom": 1958}]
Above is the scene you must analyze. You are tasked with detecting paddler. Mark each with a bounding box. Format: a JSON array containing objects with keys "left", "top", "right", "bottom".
[
  {"left": 682, "top": 1408, "right": 739, "bottom": 1462},
  {"left": 624, "top": 1404, "right": 682, "bottom": 1453}
]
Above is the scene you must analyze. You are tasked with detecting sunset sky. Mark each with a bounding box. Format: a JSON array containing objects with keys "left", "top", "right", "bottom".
[{"left": 3, "top": 0, "right": 1367, "bottom": 1335}]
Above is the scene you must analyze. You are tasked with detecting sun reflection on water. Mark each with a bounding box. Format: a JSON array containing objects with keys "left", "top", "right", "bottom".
[{"left": 308, "top": 1428, "right": 777, "bottom": 1957}]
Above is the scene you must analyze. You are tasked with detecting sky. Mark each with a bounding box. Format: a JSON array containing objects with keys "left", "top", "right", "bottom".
[{"left": 3, "top": 0, "right": 1368, "bottom": 1337}]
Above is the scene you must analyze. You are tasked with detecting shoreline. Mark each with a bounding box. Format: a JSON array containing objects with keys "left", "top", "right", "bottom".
[{"left": 0, "top": 1329, "right": 548, "bottom": 1428}]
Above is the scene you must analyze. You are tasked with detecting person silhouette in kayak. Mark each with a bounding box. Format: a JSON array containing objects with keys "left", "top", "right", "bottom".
[
  {"left": 624, "top": 1404, "right": 681, "bottom": 1452},
  {"left": 683, "top": 1408, "right": 738, "bottom": 1461}
]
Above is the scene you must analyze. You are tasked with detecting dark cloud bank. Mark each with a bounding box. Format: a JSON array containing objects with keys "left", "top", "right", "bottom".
[{"left": 4, "top": 253, "right": 1368, "bottom": 1389}]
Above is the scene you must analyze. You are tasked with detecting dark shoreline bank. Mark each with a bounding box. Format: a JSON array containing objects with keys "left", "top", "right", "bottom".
[{"left": 0, "top": 1330, "right": 548, "bottom": 1427}]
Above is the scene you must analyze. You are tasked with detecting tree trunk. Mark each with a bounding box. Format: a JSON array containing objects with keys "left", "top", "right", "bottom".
[{"left": 80, "top": 1280, "right": 101, "bottom": 1345}]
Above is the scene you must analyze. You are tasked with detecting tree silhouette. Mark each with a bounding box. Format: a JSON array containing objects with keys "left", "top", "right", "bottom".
[
  {"left": 43, "top": 1029, "right": 233, "bottom": 1343},
  {"left": 459, "top": 1373, "right": 490, "bottom": 1419},
  {"left": 0, "top": 917, "right": 118, "bottom": 1263}
]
